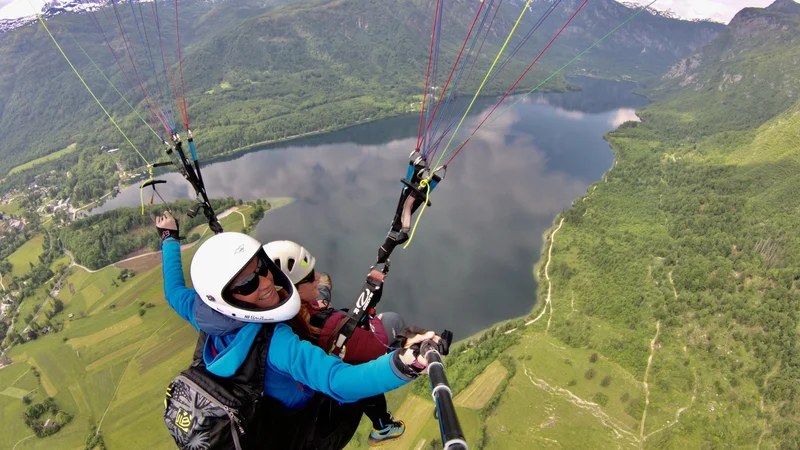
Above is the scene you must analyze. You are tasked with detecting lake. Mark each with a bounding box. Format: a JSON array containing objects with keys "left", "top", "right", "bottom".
[{"left": 94, "top": 77, "right": 648, "bottom": 339}]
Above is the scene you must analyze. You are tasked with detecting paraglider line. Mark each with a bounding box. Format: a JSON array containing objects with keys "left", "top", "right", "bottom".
[
  {"left": 416, "top": 0, "right": 441, "bottom": 151},
  {"left": 30, "top": 8, "right": 151, "bottom": 166},
  {"left": 418, "top": 0, "right": 487, "bottom": 153},
  {"left": 444, "top": 0, "right": 659, "bottom": 166},
  {"left": 446, "top": 0, "right": 588, "bottom": 164}
]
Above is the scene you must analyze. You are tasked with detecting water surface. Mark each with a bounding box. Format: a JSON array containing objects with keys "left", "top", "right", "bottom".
[{"left": 95, "top": 77, "right": 648, "bottom": 338}]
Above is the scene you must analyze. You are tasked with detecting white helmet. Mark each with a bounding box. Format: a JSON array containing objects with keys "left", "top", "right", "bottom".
[
  {"left": 263, "top": 240, "right": 316, "bottom": 285},
  {"left": 190, "top": 232, "right": 299, "bottom": 323}
]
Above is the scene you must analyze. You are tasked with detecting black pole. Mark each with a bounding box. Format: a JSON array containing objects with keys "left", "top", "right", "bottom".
[{"left": 421, "top": 341, "right": 468, "bottom": 450}]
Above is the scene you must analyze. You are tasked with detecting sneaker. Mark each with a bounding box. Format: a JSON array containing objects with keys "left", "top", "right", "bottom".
[{"left": 368, "top": 419, "right": 405, "bottom": 447}]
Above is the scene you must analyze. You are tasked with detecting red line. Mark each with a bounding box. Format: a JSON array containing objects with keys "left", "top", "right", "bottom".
[
  {"left": 447, "top": 0, "right": 589, "bottom": 166},
  {"left": 150, "top": 0, "right": 182, "bottom": 134},
  {"left": 426, "top": 0, "right": 503, "bottom": 162},
  {"left": 175, "top": 0, "right": 189, "bottom": 131},
  {"left": 416, "top": 0, "right": 441, "bottom": 152},
  {"left": 110, "top": 0, "right": 171, "bottom": 135},
  {"left": 418, "top": 0, "right": 486, "bottom": 151}
]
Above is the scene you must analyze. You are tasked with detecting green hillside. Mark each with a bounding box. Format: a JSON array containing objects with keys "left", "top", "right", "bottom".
[
  {"left": 0, "top": 0, "right": 721, "bottom": 205},
  {"left": 501, "top": 3, "right": 800, "bottom": 447}
]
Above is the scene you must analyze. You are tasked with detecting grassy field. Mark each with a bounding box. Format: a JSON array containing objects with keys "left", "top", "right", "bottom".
[
  {"left": 48, "top": 255, "right": 70, "bottom": 274},
  {"left": 14, "top": 283, "right": 51, "bottom": 329},
  {"left": 7, "top": 234, "right": 45, "bottom": 278},
  {"left": 0, "top": 205, "right": 255, "bottom": 449},
  {"left": 0, "top": 196, "right": 25, "bottom": 216},
  {"left": 8, "top": 143, "right": 78, "bottom": 175}
]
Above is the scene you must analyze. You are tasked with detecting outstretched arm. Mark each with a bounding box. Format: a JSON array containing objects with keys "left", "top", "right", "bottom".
[
  {"left": 268, "top": 324, "right": 414, "bottom": 404},
  {"left": 161, "top": 238, "right": 200, "bottom": 330}
]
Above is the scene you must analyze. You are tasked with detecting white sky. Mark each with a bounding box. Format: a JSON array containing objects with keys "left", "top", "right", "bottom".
[
  {"left": 0, "top": 0, "right": 46, "bottom": 20},
  {"left": 0, "top": 0, "right": 791, "bottom": 22},
  {"left": 633, "top": 0, "right": 778, "bottom": 23}
]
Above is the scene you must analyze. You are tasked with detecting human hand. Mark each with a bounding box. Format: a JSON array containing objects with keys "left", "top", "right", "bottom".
[
  {"left": 392, "top": 326, "right": 442, "bottom": 377},
  {"left": 155, "top": 211, "right": 180, "bottom": 241}
]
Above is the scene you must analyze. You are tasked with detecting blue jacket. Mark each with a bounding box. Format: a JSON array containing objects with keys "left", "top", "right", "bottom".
[{"left": 161, "top": 238, "right": 411, "bottom": 409}]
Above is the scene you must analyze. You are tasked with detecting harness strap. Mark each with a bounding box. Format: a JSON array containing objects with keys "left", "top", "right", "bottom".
[{"left": 330, "top": 272, "right": 384, "bottom": 358}]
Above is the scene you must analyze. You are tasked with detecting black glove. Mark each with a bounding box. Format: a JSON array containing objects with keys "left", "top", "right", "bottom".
[
  {"left": 155, "top": 211, "right": 180, "bottom": 241},
  {"left": 392, "top": 347, "right": 427, "bottom": 378},
  {"left": 392, "top": 326, "right": 435, "bottom": 378},
  {"left": 396, "top": 326, "right": 430, "bottom": 348}
]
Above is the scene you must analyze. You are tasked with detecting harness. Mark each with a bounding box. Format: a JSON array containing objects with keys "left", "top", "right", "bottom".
[
  {"left": 188, "top": 326, "right": 362, "bottom": 450},
  {"left": 329, "top": 154, "right": 444, "bottom": 359}
]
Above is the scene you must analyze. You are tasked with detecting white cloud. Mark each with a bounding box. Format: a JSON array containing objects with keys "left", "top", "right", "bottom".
[
  {"left": 627, "top": 0, "right": 781, "bottom": 23},
  {"left": 1, "top": 0, "right": 790, "bottom": 23},
  {"left": 608, "top": 108, "right": 640, "bottom": 127},
  {"left": 0, "top": 0, "right": 45, "bottom": 20},
  {"left": 553, "top": 107, "right": 585, "bottom": 120}
]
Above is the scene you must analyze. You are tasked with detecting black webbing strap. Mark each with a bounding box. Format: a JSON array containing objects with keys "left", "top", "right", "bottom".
[{"left": 329, "top": 272, "right": 384, "bottom": 358}]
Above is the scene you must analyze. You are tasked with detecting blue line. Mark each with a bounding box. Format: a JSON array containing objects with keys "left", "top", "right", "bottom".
[
  {"left": 426, "top": 0, "right": 562, "bottom": 160},
  {"left": 424, "top": 0, "right": 496, "bottom": 159}
]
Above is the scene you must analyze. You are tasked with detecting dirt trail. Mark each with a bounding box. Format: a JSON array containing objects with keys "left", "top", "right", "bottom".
[
  {"left": 67, "top": 206, "right": 249, "bottom": 275},
  {"left": 645, "top": 371, "right": 697, "bottom": 440},
  {"left": 523, "top": 366, "right": 639, "bottom": 447},
  {"left": 757, "top": 362, "right": 780, "bottom": 449},
  {"left": 639, "top": 320, "right": 661, "bottom": 446},
  {"left": 526, "top": 217, "right": 564, "bottom": 331},
  {"left": 668, "top": 270, "right": 678, "bottom": 299}
]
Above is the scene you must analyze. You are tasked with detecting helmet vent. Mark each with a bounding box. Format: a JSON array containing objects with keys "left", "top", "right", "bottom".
[{"left": 287, "top": 258, "right": 296, "bottom": 271}]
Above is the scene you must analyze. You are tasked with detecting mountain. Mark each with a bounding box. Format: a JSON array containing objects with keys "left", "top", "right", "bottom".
[
  {"left": 647, "top": 0, "right": 800, "bottom": 137},
  {"left": 0, "top": 0, "right": 721, "bottom": 200}
]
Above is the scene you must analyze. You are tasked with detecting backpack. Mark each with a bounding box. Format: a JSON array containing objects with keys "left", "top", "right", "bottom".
[
  {"left": 163, "top": 324, "right": 365, "bottom": 450},
  {"left": 164, "top": 326, "right": 272, "bottom": 450}
]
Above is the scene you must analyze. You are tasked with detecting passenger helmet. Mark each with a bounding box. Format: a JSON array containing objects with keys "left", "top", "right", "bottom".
[
  {"left": 190, "top": 232, "right": 299, "bottom": 322},
  {"left": 262, "top": 240, "right": 316, "bottom": 285}
]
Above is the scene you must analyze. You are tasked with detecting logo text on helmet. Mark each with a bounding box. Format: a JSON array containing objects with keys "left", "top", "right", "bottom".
[{"left": 234, "top": 244, "right": 245, "bottom": 254}]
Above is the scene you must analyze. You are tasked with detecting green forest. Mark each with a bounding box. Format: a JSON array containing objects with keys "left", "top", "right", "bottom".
[
  {"left": 58, "top": 197, "right": 238, "bottom": 269},
  {"left": 539, "top": 5, "right": 800, "bottom": 446}
]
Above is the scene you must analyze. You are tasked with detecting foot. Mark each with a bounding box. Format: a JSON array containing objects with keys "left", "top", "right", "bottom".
[{"left": 368, "top": 419, "right": 405, "bottom": 447}]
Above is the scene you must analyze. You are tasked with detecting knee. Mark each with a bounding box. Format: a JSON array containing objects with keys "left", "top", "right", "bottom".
[{"left": 378, "top": 311, "right": 406, "bottom": 343}]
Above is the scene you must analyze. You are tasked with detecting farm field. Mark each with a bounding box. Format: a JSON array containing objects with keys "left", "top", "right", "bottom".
[
  {"left": 7, "top": 234, "right": 45, "bottom": 278},
  {"left": 0, "top": 197, "right": 25, "bottom": 216},
  {"left": 1, "top": 202, "right": 305, "bottom": 449},
  {"left": 9, "top": 144, "right": 79, "bottom": 175}
]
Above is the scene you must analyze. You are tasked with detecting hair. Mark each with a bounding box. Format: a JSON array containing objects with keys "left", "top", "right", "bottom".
[{"left": 287, "top": 302, "right": 322, "bottom": 342}]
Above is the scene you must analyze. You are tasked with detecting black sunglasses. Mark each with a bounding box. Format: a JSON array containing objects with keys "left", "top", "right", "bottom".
[
  {"left": 229, "top": 256, "right": 271, "bottom": 297},
  {"left": 296, "top": 269, "right": 315, "bottom": 286}
]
